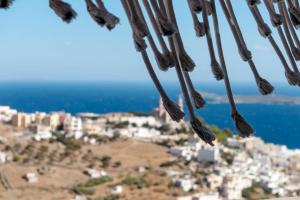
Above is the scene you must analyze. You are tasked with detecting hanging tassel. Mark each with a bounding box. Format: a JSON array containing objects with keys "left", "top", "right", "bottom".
[
  {"left": 125, "top": 0, "right": 149, "bottom": 38},
  {"left": 187, "top": 0, "right": 206, "bottom": 37},
  {"left": 188, "top": 0, "right": 202, "bottom": 13},
  {"left": 278, "top": 1, "right": 300, "bottom": 60},
  {"left": 85, "top": 0, "right": 119, "bottom": 30},
  {"left": 210, "top": 0, "right": 254, "bottom": 137},
  {"left": 122, "top": 0, "right": 184, "bottom": 122},
  {"left": 177, "top": 49, "right": 196, "bottom": 72},
  {"left": 0, "top": 0, "right": 14, "bottom": 9},
  {"left": 191, "top": 118, "right": 215, "bottom": 145},
  {"left": 133, "top": 0, "right": 169, "bottom": 71},
  {"left": 232, "top": 111, "right": 254, "bottom": 137},
  {"left": 288, "top": 0, "right": 300, "bottom": 28},
  {"left": 220, "top": 0, "right": 273, "bottom": 95},
  {"left": 163, "top": 0, "right": 215, "bottom": 144},
  {"left": 200, "top": 0, "right": 224, "bottom": 80},
  {"left": 95, "top": 0, "right": 119, "bottom": 30},
  {"left": 149, "top": 0, "right": 177, "bottom": 36},
  {"left": 247, "top": 2, "right": 299, "bottom": 88},
  {"left": 191, "top": 89, "right": 206, "bottom": 108},
  {"left": 194, "top": 20, "right": 206, "bottom": 37},
  {"left": 184, "top": 72, "right": 206, "bottom": 109},
  {"left": 286, "top": 70, "right": 300, "bottom": 85},
  {"left": 85, "top": 0, "right": 106, "bottom": 26},
  {"left": 49, "top": 0, "right": 77, "bottom": 23},
  {"left": 163, "top": 97, "right": 185, "bottom": 122},
  {"left": 142, "top": 0, "right": 175, "bottom": 68},
  {"left": 256, "top": 76, "right": 275, "bottom": 95}
]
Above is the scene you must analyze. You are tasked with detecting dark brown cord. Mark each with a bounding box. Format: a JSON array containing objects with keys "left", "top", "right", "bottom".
[
  {"left": 263, "top": 0, "right": 300, "bottom": 85},
  {"left": 211, "top": 0, "right": 254, "bottom": 137},
  {"left": 142, "top": 0, "right": 175, "bottom": 68},
  {"left": 248, "top": 1, "right": 300, "bottom": 86},
  {"left": 162, "top": 0, "right": 196, "bottom": 72},
  {"left": 133, "top": 0, "right": 169, "bottom": 71},
  {"left": 187, "top": 0, "right": 206, "bottom": 37},
  {"left": 164, "top": 0, "right": 215, "bottom": 145},
  {"left": 144, "top": 0, "right": 205, "bottom": 109},
  {"left": 200, "top": 0, "right": 224, "bottom": 81},
  {"left": 220, "top": 0, "right": 274, "bottom": 95},
  {"left": 278, "top": 1, "right": 300, "bottom": 60},
  {"left": 121, "top": 0, "right": 184, "bottom": 122}
]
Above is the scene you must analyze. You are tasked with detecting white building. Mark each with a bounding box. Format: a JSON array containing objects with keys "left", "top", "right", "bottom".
[
  {"left": 34, "top": 131, "right": 52, "bottom": 141},
  {"left": 221, "top": 175, "right": 252, "bottom": 200},
  {"left": 177, "top": 192, "right": 220, "bottom": 200},
  {"left": 0, "top": 106, "right": 17, "bottom": 122},
  {"left": 64, "top": 117, "right": 83, "bottom": 139},
  {"left": 25, "top": 173, "right": 38, "bottom": 183},
  {"left": 85, "top": 169, "right": 107, "bottom": 178},
  {"left": 170, "top": 146, "right": 194, "bottom": 161},
  {"left": 111, "top": 185, "right": 123, "bottom": 194},
  {"left": 197, "top": 147, "right": 220, "bottom": 163},
  {"left": 119, "top": 127, "right": 160, "bottom": 138},
  {"left": 153, "top": 96, "right": 183, "bottom": 124},
  {"left": 0, "top": 152, "right": 6, "bottom": 163},
  {"left": 174, "top": 177, "right": 196, "bottom": 192},
  {"left": 74, "top": 195, "right": 87, "bottom": 200},
  {"left": 206, "top": 174, "right": 223, "bottom": 190}
]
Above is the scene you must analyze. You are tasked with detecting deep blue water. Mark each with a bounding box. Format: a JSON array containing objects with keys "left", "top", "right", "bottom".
[{"left": 0, "top": 82, "right": 299, "bottom": 149}]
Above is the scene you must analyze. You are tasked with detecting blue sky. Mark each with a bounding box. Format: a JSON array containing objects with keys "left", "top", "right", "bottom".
[{"left": 0, "top": 1, "right": 291, "bottom": 84}]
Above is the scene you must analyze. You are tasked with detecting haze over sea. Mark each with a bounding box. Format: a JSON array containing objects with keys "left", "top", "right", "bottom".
[{"left": 0, "top": 82, "right": 299, "bottom": 149}]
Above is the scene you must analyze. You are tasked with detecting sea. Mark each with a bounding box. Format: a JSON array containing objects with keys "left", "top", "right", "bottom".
[{"left": 0, "top": 81, "right": 299, "bottom": 149}]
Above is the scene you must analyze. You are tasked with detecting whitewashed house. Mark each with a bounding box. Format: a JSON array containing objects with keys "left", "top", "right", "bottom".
[
  {"left": 111, "top": 185, "right": 123, "bottom": 194},
  {"left": 197, "top": 147, "right": 220, "bottom": 163},
  {"left": 34, "top": 131, "right": 52, "bottom": 141},
  {"left": 74, "top": 195, "right": 87, "bottom": 200},
  {"left": 174, "top": 177, "right": 196, "bottom": 192},
  {"left": 177, "top": 192, "right": 220, "bottom": 200},
  {"left": 25, "top": 173, "right": 38, "bottom": 183},
  {"left": 85, "top": 169, "right": 107, "bottom": 178},
  {"left": 0, "top": 152, "right": 6, "bottom": 163},
  {"left": 64, "top": 117, "right": 83, "bottom": 139}
]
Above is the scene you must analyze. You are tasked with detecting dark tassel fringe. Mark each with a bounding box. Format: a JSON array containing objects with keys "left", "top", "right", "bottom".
[
  {"left": 131, "top": 16, "right": 149, "bottom": 38},
  {"left": 211, "top": 60, "right": 224, "bottom": 80},
  {"left": 285, "top": 70, "right": 300, "bottom": 86},
  {"left": 191, "top": 118, "right": 215, "bottom": 145},
  {"left": 133, "top": 34, "right": 147, "bottom": 52},
  {"left": 256, "top": 77, "right": 274, "bottom": 95},
  {"left": 85, "top": 0, "right": 119, "bottom": 30},
  {"left": 95, "top": 0, "right": 119, "bottom": 30},
  {"left": 164, "top": 52, "right": 176, "bottom": 67},
  {"left": 155, "top": 51, "right": 170, "bottom": 71},
  {"left": 194, "top": 21, "right": 206, "bottom": 37},
  {"left": 179, "top": 50, "right": 196, "bottom": 72},
  {"left": 191, "top": 90, "right": 206, "bottom": 109},
  {"left": 290, "top": 12, "right": 300, "bottom": 28},
  {"left": 49, "top": 0, "right": 77, "bottom": 23},
  {"left": 247, "top": 0, "right": 261, "bottom": 7},
  {"left": 231, "top": 111, "right": 254, "bottom": 137},
  {"left": 0, "top": 0, "right": 14, "bottom": 9},
  {"left": 188, "top": 0, "right": 202, "bottom": 13},
  {"left": 104, "top": 12, "right": 120, "bottom": 30},
  {"left": 162, "top": 98, "right": 185, "bottom": 122},
  {"left": 158, "top": 15, "right": 177, "bottom": 36},
  {"left": 205, "top": 1, "right": 213, "bottom": 16},
  {"left": 289, "top": 3, "right": 300, "bottom": 28},
  {"left": 86, "top": 0, "right": 106, "bottom": 26},
  {"left": 291, "top": 46, "right": 300, "bottom": 61}
]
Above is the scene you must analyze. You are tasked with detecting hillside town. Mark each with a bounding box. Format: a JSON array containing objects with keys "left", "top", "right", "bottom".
[{"left": 0, "top": 98, "right": 299, "bottom": 200}]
